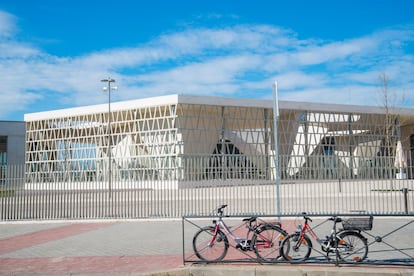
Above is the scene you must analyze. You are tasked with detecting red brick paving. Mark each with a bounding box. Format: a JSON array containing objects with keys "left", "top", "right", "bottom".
[
  {"left": 0, "top": 255, "right": 183, "bottom": 274},
  {"left": 0, "top": 222, "right": 186, "bottom": 274},
  {"left": 0, "top": 222, "right": 115, "bottom": 255}
]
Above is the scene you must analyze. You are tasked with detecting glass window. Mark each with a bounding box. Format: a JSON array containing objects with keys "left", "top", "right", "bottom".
[{"left": 0, "top": 136, "right": 7, "bottom": 166}]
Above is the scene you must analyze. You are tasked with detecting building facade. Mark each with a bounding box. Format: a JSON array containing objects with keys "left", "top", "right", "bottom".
[
  {"left": 23, "top": 94, "right": 414, "bottom": 189},
  {"left": 0, "top": 121, "right": 25, "bottom": 181}
]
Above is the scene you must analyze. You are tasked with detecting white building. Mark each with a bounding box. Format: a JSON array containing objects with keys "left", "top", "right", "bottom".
[{"left": 24, "top": 94, "right": 414, "bottom": 189}]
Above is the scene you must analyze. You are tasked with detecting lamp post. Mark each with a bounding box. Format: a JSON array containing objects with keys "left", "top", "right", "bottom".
[{"left": 101, "top": 77, "right": 117, "bottom": 197}]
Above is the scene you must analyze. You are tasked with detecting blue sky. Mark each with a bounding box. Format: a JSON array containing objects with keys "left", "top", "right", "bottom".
[{"left": 1, "top": 0, "right": 413, "bottom": 121}]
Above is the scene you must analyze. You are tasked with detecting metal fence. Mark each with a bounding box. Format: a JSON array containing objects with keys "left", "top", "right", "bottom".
[{"left": 1, "top": 164, "right": 413, "bottom": 220}]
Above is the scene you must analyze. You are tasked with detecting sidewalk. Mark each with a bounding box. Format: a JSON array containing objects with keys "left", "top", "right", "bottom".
[
  {"left": 0, "top": 219, "right": 184, "bottom": 275},
  {"left": 1, "top": 218, "right": 414, "bottom": 275}
]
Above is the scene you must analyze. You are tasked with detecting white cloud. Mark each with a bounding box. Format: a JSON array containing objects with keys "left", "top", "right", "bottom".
[
  {"left": 273, "top": 71, "right": 328, "bottom": 90},
  {"left": 282, "top": 86, "right": 372, "bottom": 105},
  {"left": 0, "top": 10, "right": 17, "bottom": 38},
  {"left": 0, "top": 10, "right": 414, "bottom": 120}
]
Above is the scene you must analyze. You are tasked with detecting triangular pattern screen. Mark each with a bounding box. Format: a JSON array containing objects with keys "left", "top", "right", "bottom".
[{"left": 25, "top": 103, "right": 399, "bottom": 184}]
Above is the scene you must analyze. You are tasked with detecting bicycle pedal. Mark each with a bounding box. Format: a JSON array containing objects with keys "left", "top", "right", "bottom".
[{"left": 236, "top": 244, "right": 249, "bottom": 251}]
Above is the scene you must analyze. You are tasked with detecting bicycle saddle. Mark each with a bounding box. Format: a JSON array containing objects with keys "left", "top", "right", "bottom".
[
  {"left": 329, "top": 216, "right": 342, "bottom": 223},
  {"left": 243, "top": 216, "right": 257, "bottom": 222}
]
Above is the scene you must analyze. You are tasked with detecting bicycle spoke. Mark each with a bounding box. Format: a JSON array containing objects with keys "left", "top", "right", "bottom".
[
  {"left": 193, "top": 227, "right": 228, "bottom": 262},
  {"left": 337, "top": 232, "right": 368, "bottom": 262},
  {"left": 253, "top": 225, "right": 286, "bottom": 262},
  {"left": 281, "top": 233, "right": 312, "bottom": 262}
]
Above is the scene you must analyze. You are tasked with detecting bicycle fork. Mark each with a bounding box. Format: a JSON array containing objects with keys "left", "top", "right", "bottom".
[
  {"left": 294, "top": 232, "right": 308, "bottom": 251},
  {"left": 208, "top": 224, "right": 221, "bottom": 247}
]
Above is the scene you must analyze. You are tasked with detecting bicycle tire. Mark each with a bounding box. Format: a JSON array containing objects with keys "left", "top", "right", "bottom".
[
  {"left": 192, "top": 226, "right": 229, "bottom": 262},
  {"left": 336, "top": 231, "right": 368, "bottom": 262},
  {"left": 280, "top": 232, "right": 312, "bottom": 262},
  {"left": 252, "top": 224, "right": 286, "bottom": 262}
]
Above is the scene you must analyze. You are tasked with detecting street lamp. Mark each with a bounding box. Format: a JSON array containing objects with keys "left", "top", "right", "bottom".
[{"left": 101, "top": 77, "right": 117, "bottom": 196}]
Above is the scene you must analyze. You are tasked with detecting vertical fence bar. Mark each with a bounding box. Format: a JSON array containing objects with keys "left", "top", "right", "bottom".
[
  {"left": 272, "top": 81, "right": 281, "bottom": 220},
  {"left": 1, "top": 161, "right": 413, "bottom": 220}
]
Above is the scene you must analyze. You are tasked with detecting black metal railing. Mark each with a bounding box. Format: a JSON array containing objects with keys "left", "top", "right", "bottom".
[{"left": 183, "top": 213, "right": 414, "bottom": 266}]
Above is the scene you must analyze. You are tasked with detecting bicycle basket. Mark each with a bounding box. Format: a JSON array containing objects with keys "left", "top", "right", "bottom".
[{"left": 342, "top": 216, "right": 373, "bottom": 231}]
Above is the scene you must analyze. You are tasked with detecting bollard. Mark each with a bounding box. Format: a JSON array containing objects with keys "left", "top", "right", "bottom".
[{"left": 401, "top": 188, "right": 408, "bottom": 214}]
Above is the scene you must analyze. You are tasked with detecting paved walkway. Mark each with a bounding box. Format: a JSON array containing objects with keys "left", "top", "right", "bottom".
[
  {"left": 1, "top": 218, "right": 414, "bottom": 275},
  {"left": 0, "top": 219, "right": 185, "bottom": 275}
]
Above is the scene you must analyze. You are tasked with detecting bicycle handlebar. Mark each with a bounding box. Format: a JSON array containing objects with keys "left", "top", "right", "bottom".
[
  {"left": 301, "top": 213, "right": 343, "bottom": 224},
  {"left": 217, "top": 204, "right": 228, "bottom": 215},
  {"left": 302, "top": 212, "right": 312, "bottom": 222}
]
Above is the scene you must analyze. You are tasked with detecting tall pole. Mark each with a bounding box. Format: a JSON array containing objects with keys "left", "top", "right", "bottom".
[
  {"left": 101, "top": 77, "right": 117, "bottom": 198},
  {"left": 272, "top": 81, "right": 281, "bottom": 220}
]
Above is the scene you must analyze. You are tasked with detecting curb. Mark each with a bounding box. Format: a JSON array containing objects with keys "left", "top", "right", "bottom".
[{"left": 138, "top": 265, "right": 414, "bottom": 276}]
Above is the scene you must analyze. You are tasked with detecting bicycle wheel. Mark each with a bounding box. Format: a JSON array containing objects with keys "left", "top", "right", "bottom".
[
  {"left": 280, "top": 232, "right": 312, "bottom": 262},
  {"left": 192, "top": 226, "right": 229, "bottom": 262},
  {"left": 252, "top": 224, "right": 286, "bottom": 262},
  {"left": 336, "top": 231, "right": 368, "bottom": 262}
]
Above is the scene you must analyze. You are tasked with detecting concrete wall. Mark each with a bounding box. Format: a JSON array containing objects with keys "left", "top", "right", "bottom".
[{"left": 0, "top": 121, "right": 25, "bottom": 165}]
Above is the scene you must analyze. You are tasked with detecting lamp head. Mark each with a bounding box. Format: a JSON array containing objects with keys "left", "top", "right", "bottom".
[{"left": 101, "top": 77, "right": 115, "bottom": 83}]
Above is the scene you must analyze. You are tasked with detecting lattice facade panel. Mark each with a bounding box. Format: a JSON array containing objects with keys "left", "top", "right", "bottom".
[
  {"left": 26, "top": 104, "right": 180, "bottom": 185},
  {"left": 176, "top": 104, "right": 273, "bottom": 181},
  {"left": 25, "top": 96, "right": 401, "bottom": 187},
  {"left": 278, "top": 110, "right": 399, "bottom": 180}
]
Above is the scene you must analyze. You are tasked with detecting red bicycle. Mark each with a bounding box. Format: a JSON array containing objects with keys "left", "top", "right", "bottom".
[{"left": 281, "top": 213, "right": 372, "bottom": 263}]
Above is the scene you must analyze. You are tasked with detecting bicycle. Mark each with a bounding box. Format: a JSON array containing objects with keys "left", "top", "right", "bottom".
[
  {"left": 192, "top": 204, "right": 287, "bottom": 262},
  {"left": 280, "top": 213, "right": 372, "bottom": 263}
]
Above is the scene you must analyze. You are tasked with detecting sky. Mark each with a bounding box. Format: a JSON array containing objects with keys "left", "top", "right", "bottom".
[{"left": 1, "top": 0, "right": 414, "bottom": 121}]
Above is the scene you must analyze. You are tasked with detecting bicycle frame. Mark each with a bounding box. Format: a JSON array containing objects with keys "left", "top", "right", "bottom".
[
  {"left": 299, "top": 217, "right": 336, "bottom": 246},
  {"left": 299, "top": 220, "right": 318, "bottom": 241},
  {"left": 211, "top": 215, "right": 260, "bottom": 248},
  {"left": 296, "top": 215, "right": 352, "bottom": 254},
  {"left": 209, "top": 206, "right": 274, "bottom": 250}
]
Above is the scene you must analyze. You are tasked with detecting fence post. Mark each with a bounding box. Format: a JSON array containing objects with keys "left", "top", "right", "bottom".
[
  {"left": 272, "top": 81, "right": 281, "bottom": 220},
  {"left": 401, "top": 187, "right": 408, "bottom": 214}
]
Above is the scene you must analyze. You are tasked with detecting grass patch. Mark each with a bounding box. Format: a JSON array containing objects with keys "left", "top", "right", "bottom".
[
  {"left": 0, "top": 189, "right": 15, "bottom": 197},
  {"left": 371, "top": 189, "right": 412, "bottom": 192}
]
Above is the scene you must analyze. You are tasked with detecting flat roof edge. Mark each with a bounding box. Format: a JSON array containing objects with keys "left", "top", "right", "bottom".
[
  {"left": 24, "top": 94, "right": 414, "bottom": 121},
  {"left": 24, "top": 94, "right": 180, "bottom": 121}
]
